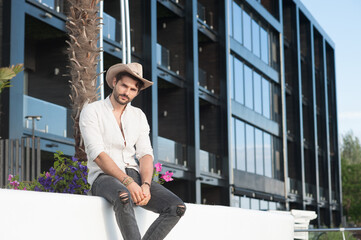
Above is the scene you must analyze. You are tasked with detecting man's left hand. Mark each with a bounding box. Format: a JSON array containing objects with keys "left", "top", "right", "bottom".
[{"left": 137, "top": 184, "right": 151, "bottom": 206}]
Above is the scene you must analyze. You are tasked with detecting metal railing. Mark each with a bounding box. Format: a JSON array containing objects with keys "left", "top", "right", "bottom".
[
  {"left": 0, "top": 137, "right": 41, "bottom": 187},
  {"left": 295, "top": 227, "right": 361, "bottom": 240}
]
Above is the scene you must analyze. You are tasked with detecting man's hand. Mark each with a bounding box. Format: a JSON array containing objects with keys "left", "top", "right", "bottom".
[
  {"left": 137, "top": 184, "right": 151, "bottom": 206},
  {"left": 126, "top": 182, "right": 145, "bottom": 204}
]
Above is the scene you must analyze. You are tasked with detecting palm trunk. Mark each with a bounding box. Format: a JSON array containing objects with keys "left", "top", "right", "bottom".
[{"left": 66, "top": 0, "right": 102, "bottom": 161}]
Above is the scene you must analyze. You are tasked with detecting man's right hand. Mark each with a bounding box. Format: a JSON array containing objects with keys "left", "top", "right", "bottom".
[{"left": 127, "top": 182, "right": 145, "bottom": 204}]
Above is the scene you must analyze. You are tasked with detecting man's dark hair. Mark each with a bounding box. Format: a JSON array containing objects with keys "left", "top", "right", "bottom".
[{"left": 115, "top": 72, "right": 144, "bottom": 91}]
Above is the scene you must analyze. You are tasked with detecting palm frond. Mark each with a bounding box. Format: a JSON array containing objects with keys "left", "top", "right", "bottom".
[{"left": 0, "top": 64, "right": 24, "bottom": 93}]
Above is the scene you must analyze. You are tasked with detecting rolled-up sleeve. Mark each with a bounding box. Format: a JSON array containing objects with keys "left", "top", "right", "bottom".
[
  {"left": 135, "top": 112, "right": 154, "bottom": 160},
  {"left": 79, "top": 105, "right": 105, "bottom": 161}
]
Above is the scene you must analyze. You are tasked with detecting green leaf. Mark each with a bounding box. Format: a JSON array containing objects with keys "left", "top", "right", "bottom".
[
  {"left": 54, "top": 160, "right": 59, "bottom": 168},
  {"left": 0, "top": 67, "right": 16, "bottom": 80},
  {"left": 0, "top": 64, "right": 23, "bottom": 94},
  {"left": 12, "top": 64, "right": 24, "bottom": 75}
]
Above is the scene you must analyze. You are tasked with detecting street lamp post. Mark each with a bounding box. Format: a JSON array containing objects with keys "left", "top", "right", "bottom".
[{"left": 25, "top": 115, "right": 42, "bottom": 139}]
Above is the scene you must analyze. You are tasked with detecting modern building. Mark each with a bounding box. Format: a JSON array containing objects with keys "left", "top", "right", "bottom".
[{"left": 0, "top": 0, "right": 341, "bottom": 227}]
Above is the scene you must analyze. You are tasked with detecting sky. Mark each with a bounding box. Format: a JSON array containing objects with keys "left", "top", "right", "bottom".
[{"left": 299, "top": 0, "right": 361, "bottom": 143}]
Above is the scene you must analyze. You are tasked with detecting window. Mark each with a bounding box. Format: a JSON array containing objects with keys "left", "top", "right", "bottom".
[
  {"left": 232, "top": 195, "right": 240, "bottom": 207},
  {"left": 230, "top": 1, "right": 273, "bottom": 65},
  {"left": 260, "top": 0, "right": 279, "bottom": 20},
  {"left": 242, "top": 11, "right": 252, "bottom": 51},
  {"left": 229, "top": 54, "right": 234, "bottom": 99},
  {"left": 253, "top": 72, "right": 262, "bottom": 114},
  {"left": 262, "top": 78, "right": 270, "bottom": 118},
  {"left": 252, "top": 20, "right": 260, "bottom": 57},
  {"left": 241, "top": 196, "right": 250, "bottom": 209},
  {"left": 231, "top": 56, "right": 276, "bottom": 120},
  {"left": 231, "top": 119, "right": 236, "bottom": 169},
  {"left": 251, "top": 198, "right": 260, "bottom": 210},
  {"left": 237, "top": 196, "right": 281, "bottom": 210},
  {"left": 269, "top": 201, "right": 277, "bottom": 210},
  {"left": 246, "top": 124, "right": 255, "bottom": 173},
  {"left": 232, "top": 1, "right": 243, "bottom": 43},
  {"left": 232, "top": 117, "right": 281, "bottom": 179},
  {"left": 260, "top": 200, "right": 268, "bottom": 210},
  {"left": 260, "top": 27, "right": 269, "bottom": 64},
  {"left": 255, "top": 128, "right": 264, "bottom": 175},
  {"left": 244, "top": 65, "right": 253, "bottom": 109},
  {"left": 200, "top": 150, "right": 209, "bottom": 172},
  {"left": 228, "top": 0, "right": 233, "bottom": 36},
  {"left": 270, "top": 32, "right": 279, "bottom": 69},
  {"left": 103, "top": 12, "right": 117, "bottom": 41},
  {"left": 236, "top": 120, "right": 246, "bottom": 171},
  {"left": 234, "top": 58, "right": 244, "bottom": 104},
  {"left": 264, "top": 132, "right": 272, "bottom": 178}
]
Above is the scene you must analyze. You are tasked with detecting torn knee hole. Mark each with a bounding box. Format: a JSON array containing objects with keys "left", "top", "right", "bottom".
[
  {"left": 176, "top": 205, "right": 186, "bottom": 217},
  {"left": 119, "top": 192, "right": 129, "bottom": 204}
]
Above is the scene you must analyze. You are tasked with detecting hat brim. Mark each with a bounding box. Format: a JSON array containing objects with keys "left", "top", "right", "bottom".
[{"left": 105, "top": 64, "right": 153, "bottom": 90}]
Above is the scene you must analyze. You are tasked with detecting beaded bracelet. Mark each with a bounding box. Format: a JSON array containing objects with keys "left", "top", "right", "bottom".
[{"left": 122, "top": 176, "right": 134, "bottom": 187}]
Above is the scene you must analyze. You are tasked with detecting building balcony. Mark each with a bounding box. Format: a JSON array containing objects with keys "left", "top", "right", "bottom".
[
  {"left": 156, "top": 43, "right": 171, "bottom": 71},
  {"left": 23, "top": 95, "right": 71, "bottom": 138},
  {"left": 200, "top": 150, "right": 222, "bottom": 176},
  {"left": 103, "top": 12, "right": 122, "bottom": 43},
  {"left": 158, "top": 136, "right": 187, "bottom": 167}
]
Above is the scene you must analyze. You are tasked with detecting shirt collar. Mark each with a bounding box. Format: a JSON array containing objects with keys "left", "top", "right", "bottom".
[{"left": 105, "top": 94, "right": 131, "bottom": 112}]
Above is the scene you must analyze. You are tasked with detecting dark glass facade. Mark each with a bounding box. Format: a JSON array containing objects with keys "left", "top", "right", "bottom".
[{"left": 0, "top": 0, "right": 341, "bottom": 227}]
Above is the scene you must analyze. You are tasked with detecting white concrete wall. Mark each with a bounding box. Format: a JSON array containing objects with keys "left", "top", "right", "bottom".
[{"left": 0, "top": 189, "right": 294, "bottom": 239}]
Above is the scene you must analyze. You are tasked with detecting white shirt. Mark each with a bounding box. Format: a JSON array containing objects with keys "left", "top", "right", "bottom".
[{"left": 79, "top": 96, "right": 154, "bottom": 185}]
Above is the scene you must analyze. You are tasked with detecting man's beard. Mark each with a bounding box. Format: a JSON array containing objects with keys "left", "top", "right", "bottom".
[{"left": 113, "top": 92, "right": 131, "bottom": 105}]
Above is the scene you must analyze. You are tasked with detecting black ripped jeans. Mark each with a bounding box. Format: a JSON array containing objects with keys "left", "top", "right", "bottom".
[{"left": 91, "top": 168, "right": 186, "bottom": 240}]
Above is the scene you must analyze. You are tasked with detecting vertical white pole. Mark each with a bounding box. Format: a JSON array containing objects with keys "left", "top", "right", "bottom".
[
  {"left": 120, "top": 0, "right": 126, "bottom": 63},
  {"left": 125, "top": 0, "right": 131, "bottom": 63},
  {"left": 99, "top": 0, "right": 104, "bottom": 100}
]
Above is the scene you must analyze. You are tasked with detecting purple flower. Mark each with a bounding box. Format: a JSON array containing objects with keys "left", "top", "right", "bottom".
[
  {"left": 71, "top": 157, "right": 78, "bottom": 162},
  {"left": 54, "top": 176, "right": 63, "bottom": 185},
  {"left": 73, "top": 174, "right": 79, "bottom": 182},
  {"left": 79, "top": 164, "right": 87, "bottom": 172},
  {"left": 34, "top": 186, "right": 41, "bottom": 191},
  {"left": 82, "top": 176, "right": 88, "bottom": 184},
  {"left": 49, "top": 167, "right": 56, "bottom": 175},
  {"left": 38, "top": 176, "right": 52, "bottom": 190},
  {"left": 38, "top": 177, "right": 45, "bottom": 185},
  {"left": 45, "top": 172, "right": 51, "bottom": 178},
  {"left": 70, "top": 166, "right": 78, "bottom": 173},
  {"left": 68, "top": 183, "right": 79, "bottom": 193}
]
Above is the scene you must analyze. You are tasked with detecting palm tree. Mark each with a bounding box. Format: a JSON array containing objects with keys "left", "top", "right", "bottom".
[
  {"left": 66, "top": 0, "right": 102, "bottom": 161},
  {"left": 0, "top": 64, "right": 24, "bottom": 94},
  {"left": 0, "top": 64, "right": 24, "bottom": 138}
]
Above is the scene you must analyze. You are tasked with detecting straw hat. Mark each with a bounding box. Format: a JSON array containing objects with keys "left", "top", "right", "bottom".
[{"left": 105, "top": 62, "right": 153, "bottom": 90}]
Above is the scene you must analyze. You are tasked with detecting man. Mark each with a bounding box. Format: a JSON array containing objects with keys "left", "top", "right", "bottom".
[{"left": 79, "top": 62, "right": 186, "bottom": 240}]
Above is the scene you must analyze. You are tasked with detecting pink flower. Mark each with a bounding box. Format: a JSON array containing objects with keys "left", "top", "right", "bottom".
[
  {"left": 10, "top": 180, "right": 20, "bottom": 187},
  {"left": 8, "top": 174, "right": 13, "bottom": 181},
  {"left": 23, "top": 187, "right": 27, "bottom": 190},
  {"left": 161, "top": 171, "right": 174, "bottom": 182},
  {"left": 155, "top": 163, "right": 162, "bottom": 172},
  {"left": 45, "top": 172, "right": 51, "bottom": 178}
]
